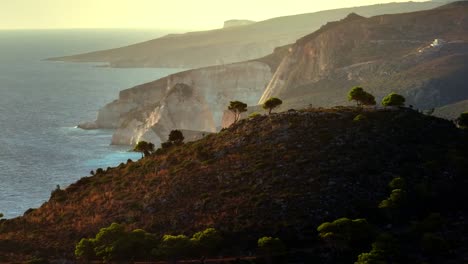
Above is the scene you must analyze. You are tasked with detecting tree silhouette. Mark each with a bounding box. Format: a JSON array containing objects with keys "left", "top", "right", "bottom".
[
  {"left": 228, "top": 101, "right": 248, "bottom": 123},
  {"left": 134, "top": 141, "right": 155, "bottom": 157},
  {"left": 348, "top": 87, "right": 376, "bottom": 106},
  {"left": 168, "top": 130, "right": 185, "bottom": 145},
  {"left": 262, "top": 97, "right": 283, "bottom": 114}
]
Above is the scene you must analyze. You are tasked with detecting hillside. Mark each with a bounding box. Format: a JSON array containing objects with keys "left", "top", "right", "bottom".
[
  {"left": 1, "top": 107, "right": 467, "bottom": 262},
  {"left": 48, "top": 2, "right": 443, "bottom": 68},
  {"left": 259, "top": 2, "right": 468, "bottom": 111},
  {"left": 434, "top": 99, "right": 468, "bottom": 119}
]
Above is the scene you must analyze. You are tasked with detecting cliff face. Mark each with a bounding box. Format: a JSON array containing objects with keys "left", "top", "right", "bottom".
[
  {"left": 84, "top": 61, "right": 273, "bottom": 145},
  {"left": 259, "top": 4, "right": 468, "bottom": 110},
  {"left": 49, "top": 2, "right": 442, "bottom": 68}
]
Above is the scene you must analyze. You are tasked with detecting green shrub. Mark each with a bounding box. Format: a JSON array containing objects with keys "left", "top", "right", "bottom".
[
  {"left": 353, "top": 114, "right": 368, "bottom": 122},
  {"left": 191, "top": 228, "right": 222, "bottom": 256},
  {"left": 317, "top": 218, "right": 374, "bottom": 250},
  {"left": 355, "top": 233, "right": 399, "bottom": 264},
  {"left": 154, "top": 234, "right": 192, "bottom": 261},
  {"left": 75, "top": 238, "right": 96, "bottom": 260},
  {"left": 378, "top": 189, "right": 406, "bottom": 209},
  {"left": 257, "top": 236, "right": 286, "bottom": 256},
  {"left": 381, "top": 93, "right": 405, "bottom": 107},
  {"left": 75, "top": 223, "right": 156, "bottom": 262},
  {"left": 388, "top": 177, "right": 406, "bottom": 190}
]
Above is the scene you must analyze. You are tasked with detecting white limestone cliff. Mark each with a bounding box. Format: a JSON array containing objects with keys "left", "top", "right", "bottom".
[{"left": 81, "top": 61, "right": 273, "bottom": 145}]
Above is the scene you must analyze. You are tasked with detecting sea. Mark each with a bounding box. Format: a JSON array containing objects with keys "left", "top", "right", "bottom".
[{"left": 0, "top": 29, "right": 183, "bottom": 218}]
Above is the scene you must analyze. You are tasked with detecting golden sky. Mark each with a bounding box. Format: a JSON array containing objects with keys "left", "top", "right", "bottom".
[{"left": 0, "top": 0, "right": 427, "bottom": 30}]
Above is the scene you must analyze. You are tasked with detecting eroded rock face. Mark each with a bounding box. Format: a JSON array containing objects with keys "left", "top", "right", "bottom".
[
  {"left": 259, "top": 7, "right": 468, "bottom": 109},
  {"left": 111, "top": 83, "right": 216, "bottom": 145},
  {"left": 86, "top": 61, "right": 273, "bottom": 145}
]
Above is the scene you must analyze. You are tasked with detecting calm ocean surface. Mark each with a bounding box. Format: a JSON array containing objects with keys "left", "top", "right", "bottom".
[{"left": 0, "top": 29, "right": 182, "bottom": 218}]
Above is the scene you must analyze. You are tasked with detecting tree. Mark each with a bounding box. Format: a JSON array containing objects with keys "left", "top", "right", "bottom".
[
  {"left": 456, "top": 112, "right": 468, "bottom": 128},
  {"left": 388, "top": 177, "right": 406, "bottom": 190},
  {"left": 378, "top": 189, "right": 406, "bottom": 209},
  {"left": 93, "top": 223, "right": 128, "bottom": 261},
  {"left": 355, "top": 234, "right": 399, "bottom": 264},
  {"left": 348, "top": 87, "right": 376, "bottom": 106},
  {"left": 257, "top": 237, "right": 286, "bottom": 264},
  {"left": 0, "top": 212, "right": 3, "bottom": 219},
  {"left": 156, "top": 234, "right": 192, "bottom": 264},
  {"left": 75, "top": 238, "right": 96, "bottom": 261},
  {"left": 168, "top": 130, "right": 185, "bottom": 145},
  {"left": 75, "top": 224, "right": 156, "bottom": 262},
  {"left": 134, "top": 141, "right": 155, "bottom": 157},
  {"left": 191, "top": 228, "right": 222, "bottom": 256},
  {"left": 361, "top": 93, "right": 376, "bottom": 106},
  {"left": 317, "top": 218, "right": 374, "bottom": 251},
  {"left": 381, "top": 93, "right": 405, "bottom": 107},
  {"left": 262, "top": 97, "right": 283, "bottom": 114},
  {"left": 228, "top": 101, "right": 248, "bottom": 123}
]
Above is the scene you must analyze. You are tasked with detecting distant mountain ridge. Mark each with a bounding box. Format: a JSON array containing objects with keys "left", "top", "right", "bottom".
[{"left": 48, "top": 2, "right": 444, "bottom": 68}]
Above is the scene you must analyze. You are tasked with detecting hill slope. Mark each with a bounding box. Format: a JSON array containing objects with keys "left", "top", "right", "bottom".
[
  {"left": 434, "top": 99, "right": 468, "bottom": 119},
  {"left": 48, "top": 2, "right": 443, "bottom": 68},
  {"left": 259, "top": 2, "right": 468, "bottom": 111},
  {"left": 1, "top": 107, "right": 467, "bottom": 262}
]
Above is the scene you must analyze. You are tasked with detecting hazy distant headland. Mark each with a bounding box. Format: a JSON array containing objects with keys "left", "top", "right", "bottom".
[{"left": 48, "top": 1, "right": 443, "bottom": 68}]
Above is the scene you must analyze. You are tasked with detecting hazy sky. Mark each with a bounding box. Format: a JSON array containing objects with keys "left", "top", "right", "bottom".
[{"left": 1, "top": 0, "right": 428, "bottom": 30}]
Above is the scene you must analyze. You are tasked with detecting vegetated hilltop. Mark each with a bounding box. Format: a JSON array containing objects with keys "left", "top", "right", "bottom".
[
  {"left": 48, "top": 2, "right": 442, "bottom": 68},
  {"left": 1, "top": 107, "right": 467, "bottom": 262},
  {"left": 259, "top": 1, "right": 468, "bottom": 111}
]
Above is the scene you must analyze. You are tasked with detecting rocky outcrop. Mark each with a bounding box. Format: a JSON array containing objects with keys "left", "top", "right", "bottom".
[
  {"left": 83, "top": 61, "right": 273, "bottom": 145},
  {"left": 259, "top": 5, "right": 468, "bottom": 110}
]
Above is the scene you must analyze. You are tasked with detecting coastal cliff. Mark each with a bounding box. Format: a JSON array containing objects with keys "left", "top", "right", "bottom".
[
  {"left": 259, "top": 4, "right": 468, "bottom": 110},
  {"left": 82, "top": 61, "right": 273, "bottom": 145},
  {"left": 82, "top": 3, "right": 468, "bottom": 145}
]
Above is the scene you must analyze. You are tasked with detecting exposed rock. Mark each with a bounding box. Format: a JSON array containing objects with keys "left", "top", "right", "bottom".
[
  {"left": 77, "top": 121, "right": 98, "bottom": 130},
  {"left": 259, "top": 5, "right": 468, "bottom": 110},
  {"left": 87, "top": 61, "right": 273, "bottom": 145}
]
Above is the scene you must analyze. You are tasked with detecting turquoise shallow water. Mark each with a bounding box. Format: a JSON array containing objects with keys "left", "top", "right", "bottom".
[{"left": 0, "top": 29, "right": 182, "bottom": 218}]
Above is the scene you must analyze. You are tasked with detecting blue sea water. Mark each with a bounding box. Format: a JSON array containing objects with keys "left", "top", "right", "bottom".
[{"left": 0, "top": 29, "right": 182, "bottom": 218}]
